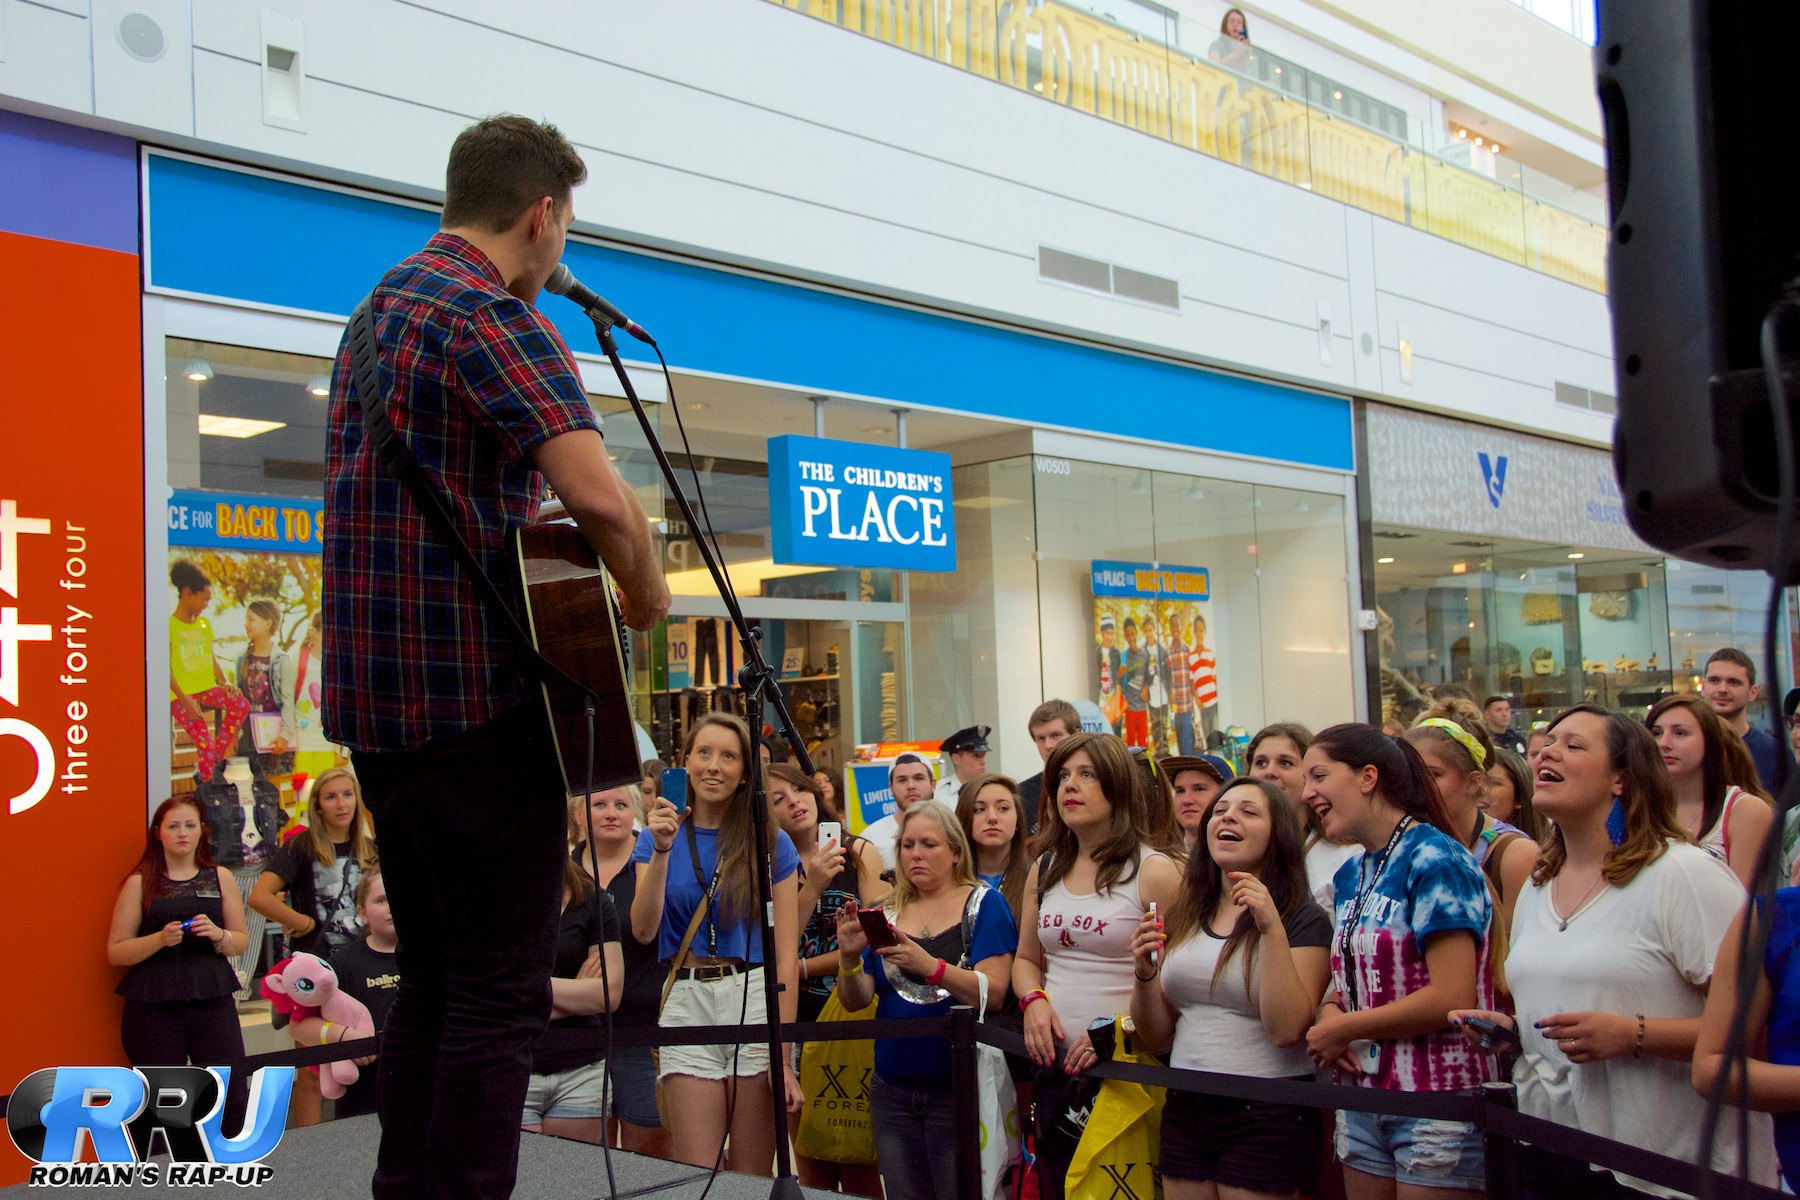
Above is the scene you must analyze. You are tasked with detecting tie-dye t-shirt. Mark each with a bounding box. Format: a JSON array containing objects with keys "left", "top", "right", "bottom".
[{"left": 1330, "top": 820, "right": 1497, "bottom": 1092}]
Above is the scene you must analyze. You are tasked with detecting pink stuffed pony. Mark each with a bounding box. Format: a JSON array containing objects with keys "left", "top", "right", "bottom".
[{"left": 260, "top": 952, "right": 374, "bottom": 1099}]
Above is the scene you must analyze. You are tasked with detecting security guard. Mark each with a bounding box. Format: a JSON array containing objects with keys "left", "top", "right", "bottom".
[{"left": 932, "top": 724, "right": 992, "bottom": 808}]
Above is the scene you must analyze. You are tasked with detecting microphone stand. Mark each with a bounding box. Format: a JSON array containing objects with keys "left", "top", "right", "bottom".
[{"left": 587, "top": 317, "right": 811, "bottom": 1200}]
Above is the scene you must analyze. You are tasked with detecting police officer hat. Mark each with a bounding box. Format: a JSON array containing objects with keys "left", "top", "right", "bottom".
[{"left": 941, "top": 725, "right": 992, "bottom": 755}]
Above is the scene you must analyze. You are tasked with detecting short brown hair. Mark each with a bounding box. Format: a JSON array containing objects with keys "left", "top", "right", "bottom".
[
  {"left": 1029, "top": 699, "right": 1079, "bottom": 738},
  {"left": 1705, "top": 647, "right": 1757, "bottom": 685},
  {"left": 442, "top": 115, "right": 587, "bottom": 233}
]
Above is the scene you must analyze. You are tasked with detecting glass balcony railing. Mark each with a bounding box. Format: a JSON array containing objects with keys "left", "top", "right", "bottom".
[{"left": 765, "top": 0, "right": 1608, "bottom": 294}]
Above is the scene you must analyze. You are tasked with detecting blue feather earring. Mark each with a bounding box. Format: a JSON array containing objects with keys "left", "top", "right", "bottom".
[{"left": 1605, "top": 796, "right": 1626, "bottom": 847}]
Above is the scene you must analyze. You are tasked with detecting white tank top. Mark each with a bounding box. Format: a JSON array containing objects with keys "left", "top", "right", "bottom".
[
  {"left": 1697, "top": 786, "right": 1745, "bottom": 865},
  {"left": 1039, "top": 849, "right": 1168, "bottom": 1038}
]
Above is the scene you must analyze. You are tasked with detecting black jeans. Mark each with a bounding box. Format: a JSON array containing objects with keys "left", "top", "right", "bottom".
[
  {"left": 120, "top": 995, "right": 248, "bottom": 1131},
  {"left": 354, "top": 705, "right": 567, "bottom": 1200}
]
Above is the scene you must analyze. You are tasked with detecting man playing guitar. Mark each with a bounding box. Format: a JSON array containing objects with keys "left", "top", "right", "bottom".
[{"left": 323, "top": 114, "right": 670, "bottom": 1199}]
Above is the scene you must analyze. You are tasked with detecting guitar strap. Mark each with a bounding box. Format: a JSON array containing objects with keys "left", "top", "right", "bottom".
[{"left": 344, "top": 294, "right": 595, "bottom": 706}]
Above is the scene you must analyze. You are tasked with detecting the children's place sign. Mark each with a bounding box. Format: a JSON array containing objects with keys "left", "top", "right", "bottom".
[{"left": 767, "top": 435, "right": 956, "bottom": 572}]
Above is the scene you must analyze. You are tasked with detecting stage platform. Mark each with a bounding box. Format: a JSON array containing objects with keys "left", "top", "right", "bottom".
[{"left": 1, "top": 1116, "right": 843, "bottom": 1198}]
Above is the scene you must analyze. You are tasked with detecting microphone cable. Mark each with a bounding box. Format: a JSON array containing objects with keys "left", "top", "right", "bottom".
[{"left": 579, "top": 699, "right": 620, "bottom": 1200}]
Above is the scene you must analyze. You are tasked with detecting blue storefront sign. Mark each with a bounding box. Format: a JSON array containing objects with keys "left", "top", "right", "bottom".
[
  {"left": 167, "top": 490, "right": 324, "bottom": 552},
  {"left": 767, "top": 435, "right": 956, "bottom": 572}
]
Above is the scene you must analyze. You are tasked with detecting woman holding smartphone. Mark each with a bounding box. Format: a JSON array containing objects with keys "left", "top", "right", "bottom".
[{"left": 631, "top": 714, "right": 802, "bottom": 1173}]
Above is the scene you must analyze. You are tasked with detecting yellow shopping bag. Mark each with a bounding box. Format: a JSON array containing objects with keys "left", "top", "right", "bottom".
[
  {"left": 1066, "top": 1017, "right": 1165, "bottom": 1200},
  {"left": 793, "top": 989, "right": 878, "bottom": 1165}
]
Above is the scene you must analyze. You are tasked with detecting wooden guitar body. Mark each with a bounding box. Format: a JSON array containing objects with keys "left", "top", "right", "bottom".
[{"left": 510, "top": 521, "right": 639, "bottom": 796}]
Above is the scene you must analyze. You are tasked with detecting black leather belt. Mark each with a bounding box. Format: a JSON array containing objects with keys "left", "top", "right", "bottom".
[{"left": 674, "top": 960, "right": 750, "bottom": 981}]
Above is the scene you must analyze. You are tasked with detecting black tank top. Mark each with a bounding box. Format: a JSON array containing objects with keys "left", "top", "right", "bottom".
[{"left": 117, "top": 870, "right": 237, "bottom": 1003}]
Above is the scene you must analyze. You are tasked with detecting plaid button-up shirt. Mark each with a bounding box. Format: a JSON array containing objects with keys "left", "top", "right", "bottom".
[{"left": 322, "top": 234, "right": 600, "bottom": 753}]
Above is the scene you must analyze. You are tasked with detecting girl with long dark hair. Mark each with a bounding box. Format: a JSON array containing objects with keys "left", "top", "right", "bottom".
[
  {"left": 630, "top": 713, "right": 802, "bottom": 1172},
  {"left": 1300, "top": 724, "right": 1495, "bottom": 1200},
  {"left": 1131, "top": 777, "right": 1332, "bottom": 1199},
  {"left": 108, "top": 797, "right": 251, "bottom": 1124},
  {"left": 1646, "top": 692, "right": 1775, "bottom": 888},
  {"left": 1015, "top": 732, "right": 1182, "bottom": 1200},
  {"left": 958, "top": 772, "right": 1031, "bottom": 923},
  {"left": 1452, "top": 705, "right": 1776, "bottom": 1198}
]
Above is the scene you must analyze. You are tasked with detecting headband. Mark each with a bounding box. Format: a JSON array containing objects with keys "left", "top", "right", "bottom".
[{"left": 1414, "top": 718, "right": 1487, "bottom": 771}]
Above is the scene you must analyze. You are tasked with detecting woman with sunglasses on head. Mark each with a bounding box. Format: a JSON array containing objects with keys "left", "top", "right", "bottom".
[
  {"left": 1646, "top": 693, "right": 1775, "bottom": 889},
  {"left": 1131, "top": 777, "right": 1333, "bottom": 1200},
  {"left": 1250, "top": 723, "right": 1359, "bottom": 914},
  {"left": 1015, "top": 732, "right": 1183, "bottom": 1200},
  {"left": 1450, "top": 705, "right": 1776, "bottom": 1198},
  {"left": 1407, "top": 699, "right": 1537, "bottom": 926},
  {"left": 1300, "top": 724, "right": 1496, "bottom": 1200},
  {"left": 631, "top": 713, "right": 802, "bottom": 1172}
]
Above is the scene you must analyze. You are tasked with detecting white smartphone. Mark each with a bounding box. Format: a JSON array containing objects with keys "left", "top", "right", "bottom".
[{"left": 817, "top": 821, "right": 843, "bottom": 847}]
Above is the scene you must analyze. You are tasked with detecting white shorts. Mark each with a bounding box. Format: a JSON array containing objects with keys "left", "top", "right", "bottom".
[{"left": 658, "top": 966, "right": 770, "bottom": 1080}]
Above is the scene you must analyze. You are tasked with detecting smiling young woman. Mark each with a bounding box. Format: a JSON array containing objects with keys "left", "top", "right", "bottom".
[
  {"left": 1450, "top": 705, "right": 1778, "bottom": 1198},
  {"left": 629, "top": 713, "right": 802, "bottom": 1174},
  {"left": 1299, "top": 724, "right": 1496, "bottom": 1200},
  {"left": 1130, "top": 777, "right": 1332, "bottom": 1200}
]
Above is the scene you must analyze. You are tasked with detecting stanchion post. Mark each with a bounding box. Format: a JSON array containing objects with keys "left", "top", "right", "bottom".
[
  {"left": 951, "top": 1004, "right": 982, "bottom": 1200},
  {"left": 1481, "top": 1081, "right": 1522, "bottom": 1200}
]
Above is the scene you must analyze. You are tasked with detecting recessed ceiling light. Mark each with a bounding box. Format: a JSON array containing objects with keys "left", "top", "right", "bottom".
[
  {"left": 198, "top": 414, "right": 286, "bottom": 439},
  {"left": 307, "top": 374, "right": 330, "bottom": 397},
  {"left": 1567, "top": 552, "right": 1585, "bottom": 559},
  {"left": 690, "top": 402, "right": 709, "bottom": 410},
  {"left": 863, "top": 426, "right": 887, "bottom": 434},
  {"left": 185, "top": 359, "right": 214, "bottom": 382},
  {"left": 1377, "top": 556, "right": 1395, "bottom": 564}
]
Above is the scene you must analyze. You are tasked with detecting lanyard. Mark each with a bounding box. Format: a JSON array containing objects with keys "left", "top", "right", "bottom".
[
  {"left": 1337, "top": 814, "right": 1412, "bottom": 1012},
  {"left": 684, "top": 819, "right": 725, "bottom": 957}
]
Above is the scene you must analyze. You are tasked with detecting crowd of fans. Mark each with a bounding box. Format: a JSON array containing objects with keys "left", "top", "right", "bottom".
[{"left": 110, "top": 646, "right": 1800, "bottom": 1199}]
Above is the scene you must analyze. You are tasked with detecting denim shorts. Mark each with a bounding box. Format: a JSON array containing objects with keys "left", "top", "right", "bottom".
[
  {"left": 1336, "top": 1108, "right": 1485, "bottom": 1191},
  {"left": 521, "top": 1059, "right": 608, "bottom": 1124},
  {"left": 605, "top": 1040, "right": 660, "bottom": 1128}
]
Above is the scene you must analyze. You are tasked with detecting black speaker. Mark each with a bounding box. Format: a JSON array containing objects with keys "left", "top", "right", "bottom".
[{"left": 1596, "top": 0, "right": 1800, "bottom": 578}]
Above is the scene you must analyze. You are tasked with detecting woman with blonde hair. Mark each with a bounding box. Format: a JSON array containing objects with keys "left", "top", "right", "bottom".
[
  {"left": 631, "top": 713, "right": 802, "bottom": 1172},
  {"left": 833, "top": 802, "right": 1017, "bottom": 1200}
]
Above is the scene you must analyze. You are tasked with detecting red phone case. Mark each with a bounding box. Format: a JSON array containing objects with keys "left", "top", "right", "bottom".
[{"left": 858, "top": 907, "right": 897, "bottom": 948}]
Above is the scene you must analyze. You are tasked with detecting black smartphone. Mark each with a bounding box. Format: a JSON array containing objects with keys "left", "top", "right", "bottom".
[
  {"left": 858, "top": 906, "right": 898, "bottom": 949},
  {"left": 1461, "top": 1015, "right": 1521, "bottom": 1053},
  {"left": 661, "top": 767, "right": 689, "bottom": 815}
]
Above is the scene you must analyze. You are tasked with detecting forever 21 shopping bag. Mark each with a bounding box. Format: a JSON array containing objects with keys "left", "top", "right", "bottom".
[
  {"left": 794, "top": 988, "right": 878, "bottom": 1165},
  {"left": 1065, "top": 1016, "right": 1164, "bottom": 1200},
  {"left": 975, "top": 970, "right": 1022, "bottom": 1200}
]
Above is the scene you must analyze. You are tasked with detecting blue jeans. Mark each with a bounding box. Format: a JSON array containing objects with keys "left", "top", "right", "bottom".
[
  {"left": 355, "top": 706, "right": 568, "bottom": 1200},
  {"left": 871, "top": 1076, "right": 961, "bottom": 1200},
  {"left": 1174, "top": 708, "right": 1195, "bottom": 755}
]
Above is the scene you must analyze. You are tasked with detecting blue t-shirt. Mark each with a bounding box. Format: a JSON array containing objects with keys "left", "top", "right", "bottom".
[
  {"left": 1763, "top": 887, "right": 1800, "bottom": 1189},
  {"left": 866, "top": 885, "right": 1018, "bottom": 1091},
  {"left": 1330, "top": 820, "right": 1495, "bottom": 1092},
  {"left": 632, "top": 823, "right": 799, "bottom": 963},
  {"left": 1744, "top": 725, "right": 1781, "bottom": 796}
]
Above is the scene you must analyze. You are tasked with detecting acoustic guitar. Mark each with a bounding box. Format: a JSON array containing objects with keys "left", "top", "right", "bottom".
[{"left": 510, "top": 518, "right": 640, "bottom": 796}]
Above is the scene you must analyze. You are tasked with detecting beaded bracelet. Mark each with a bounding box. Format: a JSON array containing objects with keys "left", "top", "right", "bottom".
[{"left": 1633, "top": 1014, "right": 1646, "bottom": 1059}]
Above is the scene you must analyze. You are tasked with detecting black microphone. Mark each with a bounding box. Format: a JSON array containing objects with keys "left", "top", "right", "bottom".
[{"left": 544, "top": 264, "right": 654, "bottom": 345}]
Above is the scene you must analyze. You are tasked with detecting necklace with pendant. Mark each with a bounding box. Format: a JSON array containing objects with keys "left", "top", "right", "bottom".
[{"left": 1555, "top": 870, "right": 1608, "bottom": 931}]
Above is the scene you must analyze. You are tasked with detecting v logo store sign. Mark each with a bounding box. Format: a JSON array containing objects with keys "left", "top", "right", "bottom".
[{"left": 1478, "top": 452, "right": 1510, "bottom": 510}]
